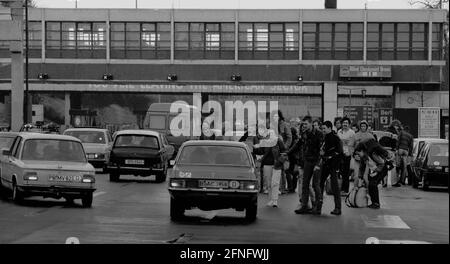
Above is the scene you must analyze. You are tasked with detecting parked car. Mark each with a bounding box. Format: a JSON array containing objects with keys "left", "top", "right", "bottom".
[
  {"left": 0, "top": 133, "right": 96, "bottom": 207},
  {"left": 63, "top": 128, "right": 113, "bottom": 172},
  {"left": 106, "top": 130, "right": 174, "bottom": 182},
  {"left": 411, "top": 140, "right": 449, "bottom": 190},
  {"left": 412, "top": 138, "right": 448, "bottom": 162},
  {"left": 168, "top": 140, "right": 258, "bottom": 221}
]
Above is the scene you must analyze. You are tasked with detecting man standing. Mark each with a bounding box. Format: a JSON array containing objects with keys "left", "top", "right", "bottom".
[
  {"left": 396, "top": 125, "right": 414, "bottom": 185},
  {"left": 295, "top": 116, "right": 323, "bottom": 215},
  {"left": 320, "top": 121, "right": 343, "bottom": 215},
  {"left": 337, "top": 117, "right": 355, "bottom": 195}
]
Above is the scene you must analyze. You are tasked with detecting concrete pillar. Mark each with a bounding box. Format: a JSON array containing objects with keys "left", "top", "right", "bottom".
[
  {"left": 64, "top": 92, "right": 71, "bottom": 128},
  {"left": 323, "top": 82, "right": 338, "bottom": 123},
  {"left": 10, "top": 1, "right": 24, "bottom": 131}
]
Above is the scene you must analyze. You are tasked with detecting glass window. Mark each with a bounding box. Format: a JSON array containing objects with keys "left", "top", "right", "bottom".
[
  {"left": 0, "top": 136, "right": 16, "bottom": 150},
  {"left": 432, "top": 23, "right": 443, "bottom": 60},
  {"left": 64, "top": 131, "right": 106, "bottom": 144},
  {"left": 115, "top": 135, "right": 159, "bottom": 149},
  {"left": 22, "top": 139, "right": 86, "bottom": 163},
  {"left": 178, "top": 146, "right": 251, "bottom": 167},
  {"left": 381, "top": 23, "right": 395, "bottom": 60}
]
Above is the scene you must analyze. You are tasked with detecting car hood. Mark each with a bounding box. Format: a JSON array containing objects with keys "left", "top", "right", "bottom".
[
  {"left": 21, "top": 160, "right": 95, "bottom": 172},
  {"left": 172, "top": 165, "right": 255, "bottom": 180},
  {"left": 82, "top": 143, "right": 108, "bottom": 154}
]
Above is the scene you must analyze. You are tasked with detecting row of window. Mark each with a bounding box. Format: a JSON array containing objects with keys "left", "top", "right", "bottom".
[{"left": 0, "top": 21, "right": 444, "bottom": 60}]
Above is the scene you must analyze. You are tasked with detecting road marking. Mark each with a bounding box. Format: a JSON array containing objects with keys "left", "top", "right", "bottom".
[
  {"left": 365, "top": 237, "right": 431, "bottom": 244},
  {"left": 93, "top": 191, "right": 106, "bottom": 198},
  {"left": 362, "top": 215, "right": 410, "bottom": 229}
]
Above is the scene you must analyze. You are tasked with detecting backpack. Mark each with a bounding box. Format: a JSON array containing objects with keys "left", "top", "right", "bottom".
[{"left": 345, "top": 186, "right": 369, "bottom": 208}]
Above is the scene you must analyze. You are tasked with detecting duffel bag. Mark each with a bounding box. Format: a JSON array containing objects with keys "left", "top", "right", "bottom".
[{"left": 345, "top": 186, "right": 368, "bottom": 208}]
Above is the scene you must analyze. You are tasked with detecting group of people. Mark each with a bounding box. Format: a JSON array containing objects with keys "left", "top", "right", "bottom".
[{"left": 239, "top": 110, "right": 414, "bottom": 216}]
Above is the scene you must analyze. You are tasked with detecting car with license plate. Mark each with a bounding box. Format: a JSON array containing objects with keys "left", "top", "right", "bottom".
[
  {"left": 411, "top": 140, "right": 448, "bottom": 190},
  {"left": 0, "top": 133, "right": 96, "bottom": 207},
  {"left": 63, "top": 128, "right": 113, "bottom": 172},
  {"left": 106, "top": 130, "right": 174, "bottom": 182},
  {"left": 168, "top": 140, "right": 258, "bottom": 221}
]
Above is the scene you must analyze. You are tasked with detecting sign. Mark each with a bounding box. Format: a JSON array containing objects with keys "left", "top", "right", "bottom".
[
  {"left": 343, "top": 106, "right": 374, "bottom": 126},
  {"left": 378, "top": 108, "right": 393, "bottom": 130},
  {"left": 340, "top": 65, "right": 392, "bottom": 78},
  {"left": 418, "top": 107, "right": 440, "bottom": 138}
]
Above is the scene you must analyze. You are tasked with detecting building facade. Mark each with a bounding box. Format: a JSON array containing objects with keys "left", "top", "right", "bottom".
[{"left": 0, "top": 8, "right": 448, "bottom": 136}]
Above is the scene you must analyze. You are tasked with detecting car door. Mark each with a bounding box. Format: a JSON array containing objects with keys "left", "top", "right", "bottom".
[{"left": 2, "top": 136, "right": 22, "bottom": 190}]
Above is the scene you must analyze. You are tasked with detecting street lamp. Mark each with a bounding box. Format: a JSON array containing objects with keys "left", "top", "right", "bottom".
[{"left": 24, "top": 0, "right": 29, "bottom": 124}]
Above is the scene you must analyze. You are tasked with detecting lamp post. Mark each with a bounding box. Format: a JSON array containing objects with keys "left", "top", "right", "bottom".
[{"left": 24, "top": 0, "right": 29, "bottom": 124}]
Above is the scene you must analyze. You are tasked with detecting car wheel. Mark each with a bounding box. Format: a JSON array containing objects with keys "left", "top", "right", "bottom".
[
  {"left": 82, "top": 193, "right": 93, "bottom": 208},
  {"left": 12, "top": 180, "right": 23, "bottom": 203},
  {"left": 421, "top": 173, "right": 429, "bottom": 191},
  {"left": 170, "top": 197, "right": 184, "bottom": 221},
  {"left": 109, "top": 172, "right": 120, "bottom": 182},
  {"left": 155, "top": 164, "right": 168, "bottom": 183},
  {"left": 245, "top": 200, "right": 257, "bottom": 222}
]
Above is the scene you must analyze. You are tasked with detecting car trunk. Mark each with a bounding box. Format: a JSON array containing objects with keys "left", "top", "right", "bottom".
[{"left": 110, "top": 147, "right": 161, "bottom": 167}]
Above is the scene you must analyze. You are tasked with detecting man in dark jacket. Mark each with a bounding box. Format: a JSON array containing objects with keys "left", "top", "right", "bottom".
[
  {"left": 319, "top": 121, "right": 343, "bottom": 215},
  {"left": 396, "top": 125, "right": 414, "bottom": 186},
  {"left": 295, "top": 116, "right": 323, "bottom": 215}
]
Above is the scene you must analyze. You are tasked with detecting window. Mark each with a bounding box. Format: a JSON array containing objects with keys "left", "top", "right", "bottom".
[
  {"left": 46, "top": 21, "right": 106, "bottom": 58},
  {"left": 239, "top": 23, "right": 299, "bottom": 60},
  {"left": 381, "top": 23, "right": 395, "bottom": 60},
  {"left": 22, "top": 139, "right": 87, "bottom": 162},
  {"left": 432, "top": 23, "right": 443, "bottom": 60},
  {"left": 110, "top": 22, "right": 170, "bottom": 59},
  {"left": 396, "top": 23, "right": 410, "bottom": 60},
  {"left": 349, "top": 23, "right": 363, "bottom": 60},
  {"left": 412, "top": 23, "right": 427, "bottom": 60},
  {"left": 25, "top": 21, "right": 42, "bottom": 58},
  {"left": 334, "top": 23, "right": 348, "bottom": 60},
  {"left": 175, "top": 22, "right": 235, "bottom": 59},
  {"left": 367, "top": 23, "right": 380, "bottom": 60}
]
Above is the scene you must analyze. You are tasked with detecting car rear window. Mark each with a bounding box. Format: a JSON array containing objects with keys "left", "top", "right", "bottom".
[
  {"left": 65, "top": 131, "right": 106, "bottom": 144},
  {"left": 114, "top": 135, "right": 159, "bottom": 149},
  {"left": 0, "top": 136, "right": 15, "bottom": 150},
  {"left": 178, "top": 145, "right": 251, "bottom": 167},
  {"left": 429, "top": 144, "right": 449, "bottom": 166},
  {"left": 22, "top": 139, "right": 87, "bottom": 162}
]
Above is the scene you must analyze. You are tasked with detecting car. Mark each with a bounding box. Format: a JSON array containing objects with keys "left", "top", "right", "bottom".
[
  {"left": 106, "top": 130, "right": 174, "bottom": 182},
  {"left": 0, "top": 133, "right": 96, "bottom": 207},
  {"left": 0, "top": 132, "right": 19, "bottom": 180},
  {"left": 63, "top": 128, "right": 113, "bottom": 172},
  {"left": 168, "top": 140, "right": 259, "bottom": 221},
  {"left": 411, "top": 140, "right": 449, "bottom": 190},
  {"left": 412, "top": 138, "right": 448, "bottom": 162}
]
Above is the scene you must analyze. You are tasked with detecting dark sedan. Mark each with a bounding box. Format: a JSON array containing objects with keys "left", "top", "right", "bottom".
[
  {"left": 168, "top": 140, "right": 258, "bottom": 221},
  {"left": 106, "top": 130, "right": 174, "bottom": 183},
  {"left": 411, "top": 140, "right": 449, "bottom": 190}
]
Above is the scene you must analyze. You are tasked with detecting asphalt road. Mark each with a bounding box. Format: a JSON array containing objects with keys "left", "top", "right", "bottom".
[{"left": 0, "top": 170, "right": 448, "bottom": 244}]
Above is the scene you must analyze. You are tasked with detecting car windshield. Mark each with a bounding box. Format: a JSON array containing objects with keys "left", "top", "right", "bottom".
[
  {"left": 178, "top": 145, "right": 251, "bottom": 167},
  {"left": 428, "top": 144, "right": 448, "bottom": 166},
  {"left": 65, "top": 131, "right": 106, "bottom": 144},
  {"left": 114, "top": 135, "right": 159, "bottom": 149},
  {"left": 22, "top": 139, "right": 87, "bottom": 162},
  {"left": 0, "top": 137, "right": 15, "bottom": 150}
]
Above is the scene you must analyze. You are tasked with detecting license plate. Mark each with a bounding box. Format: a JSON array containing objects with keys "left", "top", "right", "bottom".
[
  {"left": 125, "top": 159, "right": 144, "bottom": 165},
  {"left": 198, "top": 180, "right": 229, "bottom": 189},
  {"left": 49, "top": 175, "right": 82, "bottom": 182}
]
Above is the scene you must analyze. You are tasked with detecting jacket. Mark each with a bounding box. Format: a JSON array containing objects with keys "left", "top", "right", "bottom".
[
  {"left": 302, "top": 128, "right": 323, "bottom": 164},
  {"left": 278, "top": 120, "right": 292, "bottom": 149},
  {"left": 397, "top": 131, "right": 414, "bottom": 154},
  {"left": 322, "top": 131, "right": 343, "bottom": 160},
  {"left": 359, "top": 153, "right": 386, "bottom": 178},
  {"left": 254, "top": 137, "right": 286, "bottom": 168}
]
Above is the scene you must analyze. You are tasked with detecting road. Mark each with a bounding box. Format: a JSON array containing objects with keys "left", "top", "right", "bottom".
[{"left": 0, "top": 170, "right": 448, "bottom": 244}]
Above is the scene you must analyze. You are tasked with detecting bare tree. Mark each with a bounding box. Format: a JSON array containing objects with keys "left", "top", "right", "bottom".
[
  {"left": 1, "top": 0, "right": 37, "bottom": 8},
  {"left": 409, "top": 0, "right": 448, "bottom": 8}
]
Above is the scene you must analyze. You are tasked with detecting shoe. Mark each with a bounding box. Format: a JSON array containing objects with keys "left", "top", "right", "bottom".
[
  {"left": 266, "top": 200, "right": 274, "bottom": 207},
  {"left": 295, "top": 207, "right": 312, "bottom": 214},
  {"left": 368, "top": 203, "right": 380, "bottom": 209},
  {"left": 272, "top": 201, "right": 278, "bottom": 208},
  {"left": 330, "top": 209, "right": 342, "bottom": 215}
]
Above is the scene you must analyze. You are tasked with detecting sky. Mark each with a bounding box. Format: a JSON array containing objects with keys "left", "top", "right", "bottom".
[{"left": 34, "top": 0, "right": 441, "bottom": 9}]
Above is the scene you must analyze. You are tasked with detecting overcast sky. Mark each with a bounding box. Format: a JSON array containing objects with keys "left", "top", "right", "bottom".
[{"left": 34, "top": 0, "right": 437, "bottom": 9}]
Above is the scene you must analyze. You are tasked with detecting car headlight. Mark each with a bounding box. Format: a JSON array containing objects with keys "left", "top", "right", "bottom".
[
  {"left": 82, "top": 174, "right": 96, "bottom": 183},
  {"left": 242, "top": 181, "right": 257, "bottom": 190},
  {"left": 23, "top": 172, "right": 38, "bottom": 181},
  {"left": 170, "top": 179, "right": 185, "bottom": 188}
]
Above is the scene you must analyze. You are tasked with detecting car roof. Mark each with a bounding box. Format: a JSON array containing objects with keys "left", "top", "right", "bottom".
[
  {"left": 114, "top": 129, "right": 161, "bottom": 137},
  {"left": 0, "top": 132, "right": 20, "bottom": 138},
  {"left": 415, "top": 138, "right": 447, "bottom": 143},
  {"left": 64, "top": 128, "right": 108, "bottom": 133},
  {"left": 181, "top": 140, "right": 248, "bottom": 148},
  {"left": 17, "top": 132, "right": 82, "bottom": 142}
]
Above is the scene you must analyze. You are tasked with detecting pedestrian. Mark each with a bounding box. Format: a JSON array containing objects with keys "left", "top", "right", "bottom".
[
  {"left": 351, "top": 123, "right": 359, "bottom": 133},
  {"left": 337, "top": 117, "right": 355, "bottom": 195},
  {"left": 395, "top": 125, "right": 414, "bottom": 186},
  {"left": 295, "top": 116, "right": 323, "bottom": 215},
  {"left": 354, "top": 139, "right": 390, "bottom": 209},
  {"left": 272, "top": 110, "right": 292, "bottom": 194},
  {"left": 334, "top": 117, "right": 342, "bottom": 132},
  {"left": 286, "top": 125, "right": 299, "bottom": 193},
  {"left": 354, "top": 120, "right": 374, "bottom": 146},
  {"left": 313, "top": 119, "right": 322, "bottom": 132},
  {"left": 319, "top": 121, "right": 343, "bottom": 215}
]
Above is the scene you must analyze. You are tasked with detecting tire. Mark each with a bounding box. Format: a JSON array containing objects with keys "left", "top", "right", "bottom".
[
  {"left": 155, "top": 164, "right": 168, "bottom": 183},
  {"left": 12, "top": 180, "right": 23, "bottom": 203},
  {"left": 245, "top": 200, "right": 257, "bottom": 222},
  {"left": 81, "top": 193, "right": 93, "bottom": 208},
  {"left": 109, "top": 172, "right": 120, "bottom": 182},
  {"left": 170, "top": 197, "right": 184, "bottom": 221}
]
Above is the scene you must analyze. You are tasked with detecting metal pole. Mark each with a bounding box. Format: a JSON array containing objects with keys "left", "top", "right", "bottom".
[
  {"left": 349, "top": 89, "right": 352, "bottom": 105},
  {"left": 25, "top": 0, "right": 29, "bottom": 124},
  {"left": 135, "top": 0, "right": 137, "bottom": 8}
]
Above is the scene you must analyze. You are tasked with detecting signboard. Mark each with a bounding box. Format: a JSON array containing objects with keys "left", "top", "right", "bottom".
[
  {"left": 343, "top": 106, "right": 374, "bottom": 126},
  {"left": 378, "top": 108, "right": 393, "bottom": 130},
  {"left": 340, "top": 65, "right": 392, "bottom": 78},
  {"left": 418, "top": 107, "right": 440, "bottom": 138}
]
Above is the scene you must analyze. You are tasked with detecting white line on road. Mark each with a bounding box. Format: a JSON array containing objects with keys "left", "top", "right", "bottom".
[
  {"left": 365, "top": 237, "right": 431, "bottom": 244},
  {"left": 93, "top": 191, "right": 106, "bottom": 198},
  {"left": 362, "top": 215, "right": 410, "bottom": 229}
]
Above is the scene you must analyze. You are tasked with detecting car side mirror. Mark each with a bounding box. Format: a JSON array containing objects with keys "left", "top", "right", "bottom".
[{"left": 2, "top": 149, "right": 11, "bottom": 156}]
